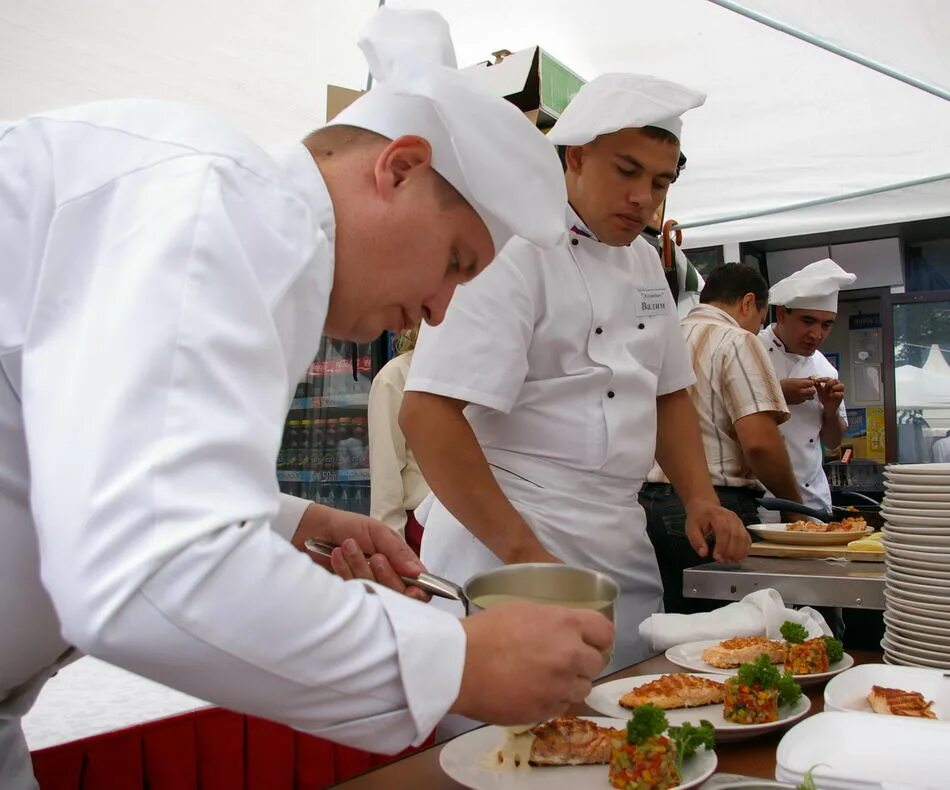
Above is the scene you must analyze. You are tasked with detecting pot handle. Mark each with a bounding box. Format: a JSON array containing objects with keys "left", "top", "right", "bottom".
[
  {"left": 754, "top": 498, "right": 832, "bottom": 522},
  {"left": 303, "top": 539, "right": 466, "bottom": 604}
]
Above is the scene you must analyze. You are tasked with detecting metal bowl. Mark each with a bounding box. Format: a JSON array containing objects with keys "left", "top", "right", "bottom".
[{"left": 463, "top": 563, "right": 620, "bottom": 624}]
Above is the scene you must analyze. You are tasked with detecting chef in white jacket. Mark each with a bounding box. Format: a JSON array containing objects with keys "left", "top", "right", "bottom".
[
  {"left": 758, "top": 259, "right": 856, "bottom": 512},
  {"left": 0, "top": 9, "right": 614, "bottom": 787},
  {"left": 401, "top": 74, "right": 751, "bottom": 675}
]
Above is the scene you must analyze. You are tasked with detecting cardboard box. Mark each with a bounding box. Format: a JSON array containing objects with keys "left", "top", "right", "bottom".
[
  {"left": 326, "top": 46, "right": 585, "bottom": 128},
  {"left": 461, "top": 46, "right": 585, "bottom": 129}
]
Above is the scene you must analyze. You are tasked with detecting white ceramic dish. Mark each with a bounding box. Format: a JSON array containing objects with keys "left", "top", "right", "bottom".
[
  {"left": 885, "top": 482, "right": 950, "bottom": 494},
  {"left": 886, "top": 568, "right": 950, "bottom": 588},
  {"left": 884, "top": 530, "right": 950, "bottom": 546},
  {"left": 884, "top": 597, "right": 950, "bottom": 623},
  {"left": 885, "top": 492, "right": 950, "bottom": 505},
  {"left": 438, "top": 716, "right": 717, "bottom": 790},
  {"left": 883, "top": 635, "right": 950, "bottom": 665},
  {"left": 884, "top": 472, "right": 950, "bottom": 485},
  {"left": 886, "top": 624, "right": 950, "bottom": 651},
  {"left": 884, "top": 644, "right": 950, "bottom": 670},
  {"left": 885, "top": 514, "right": 950, "bottom": 529},
  {"left": 776, "top": 711, "right": 950, "bottom": 788},
  {"left": 882, "top": 522, "right": 950, "bottom": 537},
  {"left": 886, "top": 463, "right": 950, "bottom": 475},
  {"left": 584, "top": 674, "right": 811, "bottom": 742},
  {"left": 885, "top": 544, "right": 950, "bottom": 563},
  {"left": 886, "top": 561, "right": 950, "bottom": 580},
  {"left": 664, "top": 640, "right": 854, "bottom": 685},
  {"left": 884, "top": 607, "right": 950, "bottom": 631},
  {"left": 884, "top": 585, "right": 950, "bottom": 607},
  {"left": 746, "top": 523, "right": 871, "bottom": 546},
  {"left": 823, "top": 663, "right": 950, "bottom": 718}
]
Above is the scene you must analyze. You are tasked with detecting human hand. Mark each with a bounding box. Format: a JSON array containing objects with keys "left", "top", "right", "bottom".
[
  {"left": 452, "top": 602, "right": 614, "bottom": 724},
  {"left": 292, "top": 503, "right": 429, "bottom": 602},
  {"left": 781, "top": 378, "right": 817, "bottom": 405},
  {"left": 815, "top": 377, "right": 845, "bottom": 412},
  {"left": 684, "top": 499, "right": 751, "bottom": 563}
]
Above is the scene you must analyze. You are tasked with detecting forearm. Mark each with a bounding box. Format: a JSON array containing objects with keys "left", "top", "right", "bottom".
[
  {"left": 400, "top": 392, "right": 546, "bottom": 562},
  {"left": 821, "top": 411, "right": 845, "bottom": 450},
  {"left": 654, "top": 389, "right": 717, "bottom": 506},
  {"left": 745, "top": 446, "right": 802, "bottom": 503}
]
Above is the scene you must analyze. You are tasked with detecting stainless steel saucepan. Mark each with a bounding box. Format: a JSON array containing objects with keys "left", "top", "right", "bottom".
[{"left": 303, "top": 539, "right": 619, "bottom": 621}]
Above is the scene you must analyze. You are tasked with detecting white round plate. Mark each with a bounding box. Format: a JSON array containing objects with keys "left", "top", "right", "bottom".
[
  {"left": 884, "top": 649, "right": 950, "bottom": 670},
  {"left": 883, "top": 636, "right": 950, "bottom": 665},
  {"left": 883, "top": 491, "right": 950, "bottom": 508},
  {"left": 823, "top": 663, "right": 950, "bottom": 718},
  {"left": 884, "top": 531, "right": 950, "bottom": 546},
  {"left": 887, "top": 623, "right": 950, "bottom": 649},
  {"left": 886, "top": 464, "right": 950, "bottom": 475},
  {"left": 584, "top": 674, "right": 811, "bottom": 742},
  {"left": 886, "top": 569, "right": 950, "bottom": 588},
  {"left": 886, "top": 482, "right": 950, "bottom": 494},
  {"left": 438, "top": 716, "right": 717, "bottom": 790},
  {"left": 884, "top": 606, "right": 950, "bottom": 630},
  {"left": 884, "top": 560, "right": 950, "bottom": 582},
  {"left": 882, "top": 522, "right": 950, "bottom": 537},
  {"left": 883, "top": 504, "right": 950, "bottom": 517},
  {"left": 884, "top": 514, "right": 950, "bottom": 529},
  {"left": 885, "top": 588, "right": 950, "bottom": 611},
  {"left": 885, "top": 597, "right": 950, "bottom": 622},
  {"left": 884, "top": 613, "right": 950, "bottom": 639},
  {"left": 664, "top": 640, "right": 854, "bottom": 685},
  {"left": 884, "top": 472, "right": 950, "bottom": 486},
  {"left": 885, "top": 545, "right": 950, "bottom": 563},
  {"left": 746, "top": 523, "right": 871, "bottom": 546}
]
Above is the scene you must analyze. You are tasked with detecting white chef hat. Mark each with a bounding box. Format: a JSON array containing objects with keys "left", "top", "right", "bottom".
[
  {"left": 769, "top": 258, "right": 857, "bottom": 313},
  {"left": 546, "top": 73, "right": 706, "bottom": 146},
  {"left": 327, "top": 7, "right": 567, "bottom": 253}
]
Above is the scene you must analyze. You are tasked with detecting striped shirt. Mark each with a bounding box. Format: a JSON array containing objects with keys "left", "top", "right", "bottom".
[{"left": 648, "top": 304, "right": 789, "bottom": 489}]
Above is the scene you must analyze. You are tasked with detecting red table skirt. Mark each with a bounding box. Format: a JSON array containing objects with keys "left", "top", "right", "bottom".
[{"left": 31, "top": 707, "right": 433, "bottom": 789}]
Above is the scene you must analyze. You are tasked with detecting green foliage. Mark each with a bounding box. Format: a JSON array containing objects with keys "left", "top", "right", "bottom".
[
  {"left": 733, "top": 654, "right": 803, "bottom": 705},
  {"left": 823, "top": 636, "right": 844, "bottom": 663},
  {"left": 668, "top": 719, "right": 715, "bottom": 771},
  {"left": 780, "top": 620, "right": 808, "bottom": 644},
  {"left": 625, "top": 704, "right": 668, "bottom": 745}
]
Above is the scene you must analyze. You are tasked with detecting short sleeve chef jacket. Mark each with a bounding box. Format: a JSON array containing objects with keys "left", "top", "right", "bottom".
[
  {"left": 0, "top": 101, "right": 464, "bottom": 779},
  {"left": 407, "top": 210, "right": 695, "bottom": 480}
]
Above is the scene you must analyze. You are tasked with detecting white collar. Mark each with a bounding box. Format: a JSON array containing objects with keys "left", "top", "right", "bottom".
[
  {"left": 275, "top": 142, "right": 337, "bottom": 276},
  {"left": 566, "top": 203, "right": 599, "bottom": 242}
]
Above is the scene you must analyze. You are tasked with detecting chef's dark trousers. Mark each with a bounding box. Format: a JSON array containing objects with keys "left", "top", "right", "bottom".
[{"left": 640, "top": 482, "right": 761, "bottom": 615}]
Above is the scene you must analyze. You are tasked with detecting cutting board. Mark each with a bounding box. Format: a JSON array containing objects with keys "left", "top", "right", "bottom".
[{"left": 749, "top": 542, "right": 885, "bottom": 562}]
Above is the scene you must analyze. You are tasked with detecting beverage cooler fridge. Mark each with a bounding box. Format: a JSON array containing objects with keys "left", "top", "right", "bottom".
[{"left": 276, "top": 336, "right": 388, "bottom": 515}]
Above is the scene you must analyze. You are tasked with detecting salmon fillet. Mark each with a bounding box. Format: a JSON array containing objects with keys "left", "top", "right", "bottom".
[
  {"left": 702, "top": 636, "right": 787, "bottom": 668},
  {"left": 528, "top": 716, "right": 623, "bottom": 766},
  {"left": 867, "top": 685, "right": 937, "bottom": 719},
  {"left": 620, "top": 673, "right": 725, "bottom": 709}
]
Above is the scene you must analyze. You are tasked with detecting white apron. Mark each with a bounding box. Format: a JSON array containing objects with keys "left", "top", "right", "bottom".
[
  {"left": 759, "top": 326, "right": 847, "bottom": 512},
  {"left": 421, "top": 448, "right": 664, "bottom": 672}
]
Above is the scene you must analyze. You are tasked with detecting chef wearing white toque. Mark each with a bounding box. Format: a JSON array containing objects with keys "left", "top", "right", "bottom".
[
  {"left": 0, "top": 8, "right": 613, "bottom": 788},
  {"left": 402, "top": 73, "right": 752, "bottom": 681},
  {"left": 758, "top": 259, "right": 857, "bottom": 511}
]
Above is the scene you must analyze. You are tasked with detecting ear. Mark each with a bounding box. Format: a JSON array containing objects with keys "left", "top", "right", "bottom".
[
  {"left": 564, "top": 144, "right": 587, "bottom": 175},
  {"left": 742, "top": 292, "right": 757, "bottom": 313},
  {"left": 373, "top": 135, "right": 433, "bottom": 200},
  {"left": 776, "top": 305, "right": 787, "bottom": 321}
]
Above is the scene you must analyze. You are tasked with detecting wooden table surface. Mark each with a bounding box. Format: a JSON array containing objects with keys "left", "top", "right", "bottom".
[{"left": 334, "top": 649, "right": 880, "bottom": 788}]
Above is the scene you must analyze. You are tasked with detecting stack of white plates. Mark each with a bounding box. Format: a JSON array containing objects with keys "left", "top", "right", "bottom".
[{"left": 881, "top": 462, "right": 950, "bottom": 669}]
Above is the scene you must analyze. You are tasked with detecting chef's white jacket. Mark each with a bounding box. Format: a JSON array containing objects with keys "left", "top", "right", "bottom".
[
  {"left": 758, "top": 325, "right": 848, "bottom": 511},
  {"left": 0, "top": 100, "right": 464, "bottom": 788},
  {"left": 406, "top": 207, "right": 696, "bottom": 668}
]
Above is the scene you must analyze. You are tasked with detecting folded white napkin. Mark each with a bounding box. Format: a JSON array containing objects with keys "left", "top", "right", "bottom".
[{"left": 639, "top": 589, "right": 832, "bottom": 652}]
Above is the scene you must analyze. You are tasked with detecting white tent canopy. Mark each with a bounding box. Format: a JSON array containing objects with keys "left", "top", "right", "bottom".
[{"left": 2, "top": 0, "right": 948, "bottom": 247}]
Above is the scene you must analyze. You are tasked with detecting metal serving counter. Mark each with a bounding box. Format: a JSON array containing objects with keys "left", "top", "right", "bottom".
[{"left": 683, "top": 556, "right": 885, "bottom": 610}]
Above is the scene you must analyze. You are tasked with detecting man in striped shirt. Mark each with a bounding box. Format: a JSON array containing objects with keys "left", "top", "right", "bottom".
[{"left": 642, "top": 263, "right": 804, "bottom": 613}]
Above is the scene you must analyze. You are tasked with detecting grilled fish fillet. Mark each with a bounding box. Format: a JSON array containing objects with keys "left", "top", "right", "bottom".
[
  {"left": 528, "top": 716, "right": 623, "bottom": 765},
  {"left": 620, "top": 673, "right": 725, "bottom": 709},
  {"left": 702, "top": 636, "right": 787, "bottom": 668},
  {"left": 867, "top": 685, "right": 937, "bottom": 719}
]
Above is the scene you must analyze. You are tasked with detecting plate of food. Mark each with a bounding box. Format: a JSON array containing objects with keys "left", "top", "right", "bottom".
[
  {"left": 585, "top": 671, "right": 811, "bottom": 742},
  {"left": 665, "top": 623, "right": 853, "bottom": 685},
  {"left": 747, "top": 520, "right": 872, "bottom": 545},
  {"left": 823, "top": 663, "right": 950, "bottom": 719},
  {"left": 439, "top": 712, "right": 717, "bottom": 789}
]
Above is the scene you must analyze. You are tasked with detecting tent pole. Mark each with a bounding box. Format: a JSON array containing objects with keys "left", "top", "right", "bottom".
[
  {"left": 707, "top": 0, "right": 949, "bottom": 102},
  {"left": 674, "top": 171, "right": 950, "bottom": 230}
]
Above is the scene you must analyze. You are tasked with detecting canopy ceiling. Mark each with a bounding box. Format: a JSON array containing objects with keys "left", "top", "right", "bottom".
[{"left": 2, "top": 0, "right": 948, "bottom": 247}]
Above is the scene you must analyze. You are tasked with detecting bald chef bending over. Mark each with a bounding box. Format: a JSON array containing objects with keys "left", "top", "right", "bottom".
[
  {"left": 0, "top": 9, "right": 613, "bottom": 788},
  {"left": 401, "top": 73, "right": 751, "bottom": 677}
]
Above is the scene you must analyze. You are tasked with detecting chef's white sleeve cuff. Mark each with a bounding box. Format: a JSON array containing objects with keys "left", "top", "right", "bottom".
[
  {"left": 366, "top": 582, "right": 467, "bottom": 745},
  {"left": 272, "top": 493, "right": 312, "bottom": 542}
]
